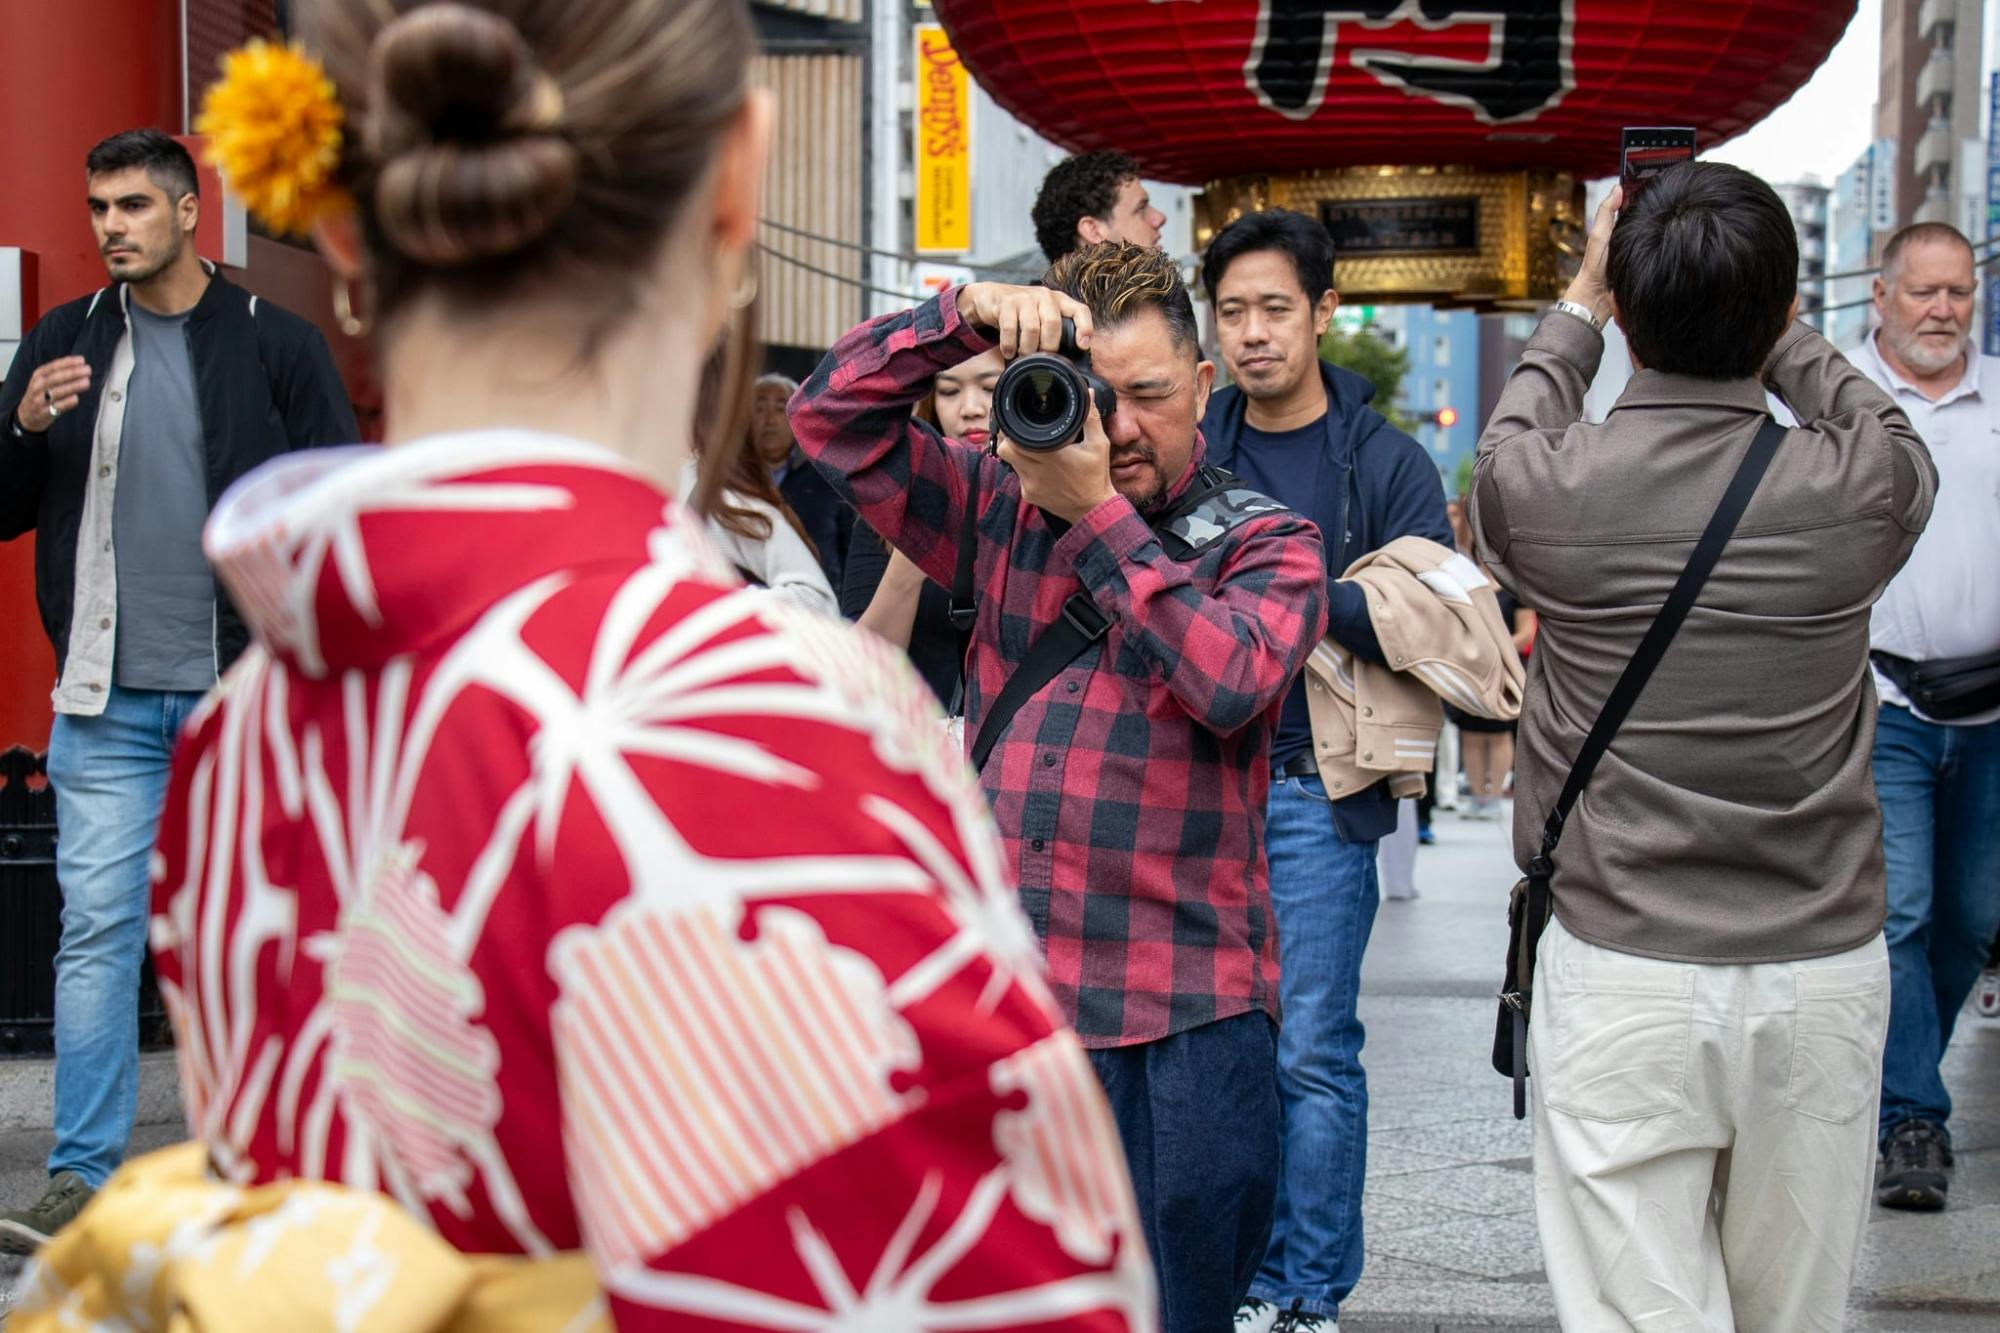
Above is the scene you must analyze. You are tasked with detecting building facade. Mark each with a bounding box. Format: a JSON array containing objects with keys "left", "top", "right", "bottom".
[
  {"left": 1775, "top": 178, "right": 1832, "bottom": 333},
  {"left": 1876, "top": 0, "right": 1988, "bottom": 231},
  {"left": 1347, "top": 304, "right": 1481, "bottom": 494}
]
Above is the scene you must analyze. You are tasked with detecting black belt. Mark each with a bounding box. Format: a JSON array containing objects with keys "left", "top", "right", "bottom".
[{"left": 1273, "top": 753, "right": 1318, "bottom": 780}]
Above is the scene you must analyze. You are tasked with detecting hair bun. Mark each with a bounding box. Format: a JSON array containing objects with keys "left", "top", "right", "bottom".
[{"left": 366, "top": 2, "right": 577, "bottom": 267}]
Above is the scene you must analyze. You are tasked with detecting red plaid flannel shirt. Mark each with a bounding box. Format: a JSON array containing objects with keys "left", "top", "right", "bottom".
[{"left": 790, "top": 292, "right": 1328, "bottom": 1047}]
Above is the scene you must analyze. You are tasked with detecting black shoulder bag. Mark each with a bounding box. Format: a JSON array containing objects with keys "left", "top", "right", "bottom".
[
  {"left": 948, "top": 462, "right": 1284, "bottom": 771},
  {"left": 1493, "top": 417, "right": 1786, "bottom": 1120}
]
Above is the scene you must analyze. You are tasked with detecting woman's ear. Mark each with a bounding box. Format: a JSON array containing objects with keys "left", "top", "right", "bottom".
[
  {"left": 312, "top": 211, "right": 365, "bottom": 281},
  {"left": 711, "top": 90, "right": 774, "bottom": 270}
]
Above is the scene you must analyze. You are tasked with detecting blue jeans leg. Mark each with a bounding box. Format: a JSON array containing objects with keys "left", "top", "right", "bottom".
[
  {"left": 1876, "top": 705, "right": 2000, "bottom": 1144},
  {"left": 1250, "top": 774, "right": 1379, "bottom": 1319},
  {"left": 1089, "top": 1013, "right": 1280, "bottom": 1333},
  {"left": 46, "top": 686, "right": 204, "bottom": 1187}
]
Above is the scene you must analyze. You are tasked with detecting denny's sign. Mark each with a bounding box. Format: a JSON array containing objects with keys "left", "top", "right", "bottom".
[{"left": 914, "top": 23, "right": 971, "bottom": 255}]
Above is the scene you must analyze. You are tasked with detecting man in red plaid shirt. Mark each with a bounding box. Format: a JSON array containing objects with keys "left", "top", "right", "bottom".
[{"left": 790, "top": 242, "right": 1328, "bottom": 1331}]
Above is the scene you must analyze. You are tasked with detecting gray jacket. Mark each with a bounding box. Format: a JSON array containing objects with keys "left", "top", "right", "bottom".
[{"left": 1471, "top": 313, "right": 1935, "bottom": 964}]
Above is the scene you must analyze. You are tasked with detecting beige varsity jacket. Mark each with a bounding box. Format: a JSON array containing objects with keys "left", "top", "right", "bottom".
[{"left": 1305, "top": 536, "right": 1525, "bottom": 800}]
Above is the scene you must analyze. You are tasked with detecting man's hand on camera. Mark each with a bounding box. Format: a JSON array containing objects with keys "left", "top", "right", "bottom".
[
  {"left": 998, "top": 403, "right": 1117, "bottom": 526},
  {"left": 1560, "top": 184, "right": 1622, "bottom": 327},
  {"left": 956, "top": 283, "right": 1094, "bottom": 360}
]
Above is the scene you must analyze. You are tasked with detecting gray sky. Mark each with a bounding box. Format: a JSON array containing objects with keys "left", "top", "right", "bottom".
[
  {"left": 1703, "top": 0, "right": 1999, "bottom": 190},
  {"left": 1703, "top": 0, "right": 1883, "bottom": 188}
]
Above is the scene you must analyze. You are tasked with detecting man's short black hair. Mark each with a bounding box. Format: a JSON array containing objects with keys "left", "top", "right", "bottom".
[
  {"left": 1202, "top": 209, "right": 1335, "bottom": 308},
  {"left": 1033, "top": 151, "right": 1139, "bottom": 264},
  {"left": 1607, "top": 162, "right": 1795, "bottom": 380},
  {"left": 86, "top": 129, "right": 199, "bottom": 202}
]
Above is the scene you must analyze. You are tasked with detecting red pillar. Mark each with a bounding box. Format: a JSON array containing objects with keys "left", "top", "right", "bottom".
[{"left": 0, "top": 2, "right": 182, "bottom": 750}]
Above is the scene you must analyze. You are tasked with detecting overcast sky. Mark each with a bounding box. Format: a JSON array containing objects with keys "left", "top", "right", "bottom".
[
  {"left": 1702, "top": 0, "right": 1998, "bottom": 189},
  {"left": 1703, "top": 0, "right": 1883, "bottom": 187}
]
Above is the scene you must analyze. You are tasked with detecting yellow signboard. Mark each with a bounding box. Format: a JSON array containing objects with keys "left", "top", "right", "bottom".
[{"left": 914, "top": 23, "right": 971, "bottom": 254}]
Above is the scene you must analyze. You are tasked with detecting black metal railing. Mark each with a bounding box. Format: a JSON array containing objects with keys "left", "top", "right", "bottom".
[{"left": 0, "top": 745, "right": 171, "bottom": 1056}]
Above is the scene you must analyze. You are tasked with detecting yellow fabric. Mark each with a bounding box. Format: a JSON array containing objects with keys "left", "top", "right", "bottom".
[{"left": 11, "top": 1143, "right": 606, "bottom": 1333}]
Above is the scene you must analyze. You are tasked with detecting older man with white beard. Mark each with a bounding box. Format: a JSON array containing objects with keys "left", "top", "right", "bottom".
[{"left": 1851, "top": 222, "right": 2000, "bottom": 1213}]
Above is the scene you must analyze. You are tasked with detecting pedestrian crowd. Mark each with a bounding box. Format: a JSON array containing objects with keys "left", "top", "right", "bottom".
[{"left": 0, "top": 2, "right": 1994, "bottom": 1331}]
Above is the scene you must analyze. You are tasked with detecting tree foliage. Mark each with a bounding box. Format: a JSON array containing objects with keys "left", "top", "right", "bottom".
[{"left": 1318, "top": 326, "right": 1418, "bottom": 434}]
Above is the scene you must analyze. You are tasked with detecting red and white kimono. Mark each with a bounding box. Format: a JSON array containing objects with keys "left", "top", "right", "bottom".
[{"left": 152, "top": 430, "right": 1154, "bottom": 1329}]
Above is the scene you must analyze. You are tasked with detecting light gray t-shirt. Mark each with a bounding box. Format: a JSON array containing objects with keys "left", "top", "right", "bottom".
[{"left": 113, "top": 304, "right": 216, "bottom": 691}]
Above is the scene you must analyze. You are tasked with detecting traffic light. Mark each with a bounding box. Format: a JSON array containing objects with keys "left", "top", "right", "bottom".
[{"left": 1429, "top": 406, "right": 1459, "bottom": 428}]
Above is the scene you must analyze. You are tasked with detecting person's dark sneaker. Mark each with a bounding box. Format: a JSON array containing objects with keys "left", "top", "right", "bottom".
[
  {"left": 1877, "top": 1118, "right": 1952, "bottom": 1212},
  {"left": 0, "top": 1170, "right": 95, "bottom": 1254}
]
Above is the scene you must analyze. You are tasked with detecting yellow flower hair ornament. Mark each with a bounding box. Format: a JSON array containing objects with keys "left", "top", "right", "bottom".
[{"left": 195, "top": 40, "right": 351, "bottom": 237}]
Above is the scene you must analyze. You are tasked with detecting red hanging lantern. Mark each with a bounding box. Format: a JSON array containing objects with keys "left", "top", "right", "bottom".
[{"left": 932, "top": 0, "right": 1853, "bottom": 182}]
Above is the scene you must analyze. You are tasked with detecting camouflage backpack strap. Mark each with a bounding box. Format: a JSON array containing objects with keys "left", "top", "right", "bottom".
[{"left": 1152, "top": 464, "right": 1292, "bottom": 560}]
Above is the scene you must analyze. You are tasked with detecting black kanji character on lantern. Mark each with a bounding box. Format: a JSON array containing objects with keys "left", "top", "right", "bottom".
[{"left": 1248, "top": 0, "right": 1571, "bottom": 123}]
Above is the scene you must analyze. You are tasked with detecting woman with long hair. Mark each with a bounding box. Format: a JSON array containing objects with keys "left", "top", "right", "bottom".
[
  {"left": 15, "top": 4, "right": 1151, "bottom": 1329},
  {"left": 687, "top": 359, "right": 836, "bottom": 613}
]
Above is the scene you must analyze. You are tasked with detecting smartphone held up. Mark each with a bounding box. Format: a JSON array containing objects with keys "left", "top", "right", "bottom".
[{"left": 1619, "top": 127, "right": 1697, "bottom": 207}]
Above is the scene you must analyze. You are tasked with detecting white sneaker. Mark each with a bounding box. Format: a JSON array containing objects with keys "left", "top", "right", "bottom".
[{"left": 1234, "top": 1298, "right": 1280, "bottom": 1333}]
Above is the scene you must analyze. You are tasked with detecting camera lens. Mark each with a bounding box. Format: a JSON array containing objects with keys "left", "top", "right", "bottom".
[{"left": 994, "top": 353, "right": 1086, "bottom": 450}]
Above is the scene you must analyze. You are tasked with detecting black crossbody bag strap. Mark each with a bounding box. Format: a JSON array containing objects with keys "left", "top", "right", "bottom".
[
  {"left": 962, "top": 465, "right": 1247, "bottom": 772},
  {"left": 1505, "top": 416, "right": 1786, "bottom": 1119},
  {"left": 949, "top": 466, "right": 981, "bottom": 660}
]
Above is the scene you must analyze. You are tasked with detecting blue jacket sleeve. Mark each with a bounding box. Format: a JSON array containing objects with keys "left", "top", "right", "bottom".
[{"left": 1326, "top": 422, "right": 1454, "bottom": 665}]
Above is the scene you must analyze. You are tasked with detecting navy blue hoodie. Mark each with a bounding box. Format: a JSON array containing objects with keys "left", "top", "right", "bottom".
[{"left": 1203, "top": 357, "right": 1452, "bottom": 839}]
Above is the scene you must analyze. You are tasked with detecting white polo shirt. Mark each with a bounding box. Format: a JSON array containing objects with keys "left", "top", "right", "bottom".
[{"left": 1852, "top": 333, "right": 2000, "bottom": 726}]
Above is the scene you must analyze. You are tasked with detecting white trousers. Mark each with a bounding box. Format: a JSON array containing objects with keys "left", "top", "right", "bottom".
[
  {"left": 1434, "top": 720, "right": 1461, "bottom": 810},
  {"left": 1379, "top": 798, "right": 1419, "bottom": 899},
  {"left": 1531, "top": 917, "right": 1889, "bottom": 1333}
]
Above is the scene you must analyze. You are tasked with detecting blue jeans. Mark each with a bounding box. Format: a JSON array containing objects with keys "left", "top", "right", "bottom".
[
  {"left": 1874, "top": 704, "right": 2000, "bottom": 1145},
  {"left": 1250, "top": 773, "right": 1380, "bottom": 1319},
  {"left": 1089, "top": 1012, "right": 1279, "bottom": 1333},
  {"left": 46, "top": 686, "right": 204, "bottom": 1187}
]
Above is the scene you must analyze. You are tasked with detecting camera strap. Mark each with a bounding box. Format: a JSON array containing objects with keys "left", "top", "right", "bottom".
[{"left": 961, "top": 464, "right": 1275, "bottom": 772}]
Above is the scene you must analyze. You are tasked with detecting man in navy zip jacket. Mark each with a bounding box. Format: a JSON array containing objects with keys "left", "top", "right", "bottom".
[
  {"left": 0, "top": 131, "right": 353, "bottom": 1253},
  {"left": 1201, "top": 210, "right": 1451, "bottom": 1333}
]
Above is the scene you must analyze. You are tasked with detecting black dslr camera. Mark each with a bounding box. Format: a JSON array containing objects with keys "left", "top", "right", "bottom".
[{"left": 990, "top": 318, "right": 1116, "bottom": 451}]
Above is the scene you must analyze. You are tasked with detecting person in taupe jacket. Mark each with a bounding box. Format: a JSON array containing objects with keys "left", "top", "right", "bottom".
[{"left": 1472, "top": 162, "right": 1935, "bottom": 1332}]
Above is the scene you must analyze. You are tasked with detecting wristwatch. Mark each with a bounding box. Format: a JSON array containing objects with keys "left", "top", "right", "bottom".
[{"left": 1550, "top": 299, "right": 1604, "bottom": 334}]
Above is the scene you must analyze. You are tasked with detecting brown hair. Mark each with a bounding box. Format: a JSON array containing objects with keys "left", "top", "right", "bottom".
[
  {"left": 709, "top": 445, "right": 817, "bottom": 556},
  {"left": 298, "top": 0, "right": 759, "bottom": 515},
  {"left": 1040, "top": 241, "right": 1200, "bottom": 356}
]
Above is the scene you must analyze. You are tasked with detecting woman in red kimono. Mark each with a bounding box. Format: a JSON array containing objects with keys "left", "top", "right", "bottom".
[{"left": 41, "top": 1, "right": 1154, "bottom": 1328}]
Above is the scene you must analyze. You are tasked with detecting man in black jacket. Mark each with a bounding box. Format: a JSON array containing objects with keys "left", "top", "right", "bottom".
[
  {"left": 751, "top": 371, "right": 853, "bottom": 589},
  {"left": 1201, "top": 209, "right": 1452, "bottom": 1333},
  {"left": 0, "top": 130, "right": 355, "bottom": 1253}
]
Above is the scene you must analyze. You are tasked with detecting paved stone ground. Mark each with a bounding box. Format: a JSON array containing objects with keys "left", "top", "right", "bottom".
[{"left": 2, "top": 800, "right": 1996, "bottom": 1329}]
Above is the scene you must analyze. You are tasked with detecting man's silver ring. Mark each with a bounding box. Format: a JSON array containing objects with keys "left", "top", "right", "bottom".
[{"left": 43, "top": 390, "right": 60, "bottom": 420}]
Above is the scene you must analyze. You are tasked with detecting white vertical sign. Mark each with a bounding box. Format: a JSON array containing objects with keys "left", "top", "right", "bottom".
[{"left": 1869, "top": 137, "right": 1897, "bottom": 232}]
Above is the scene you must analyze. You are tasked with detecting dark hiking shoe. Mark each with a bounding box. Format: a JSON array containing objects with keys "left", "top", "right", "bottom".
[
  {"left": 1877, "top": 1118, "right": 1952, "bottom": 1212},
  {"left": 0, "top": 1170, "right": 95, "bottom": 1254}
]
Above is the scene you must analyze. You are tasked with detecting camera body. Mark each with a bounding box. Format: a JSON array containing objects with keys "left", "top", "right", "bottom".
[{"left": 990, "top": 318, "right": 1117, "bottom": 452}]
